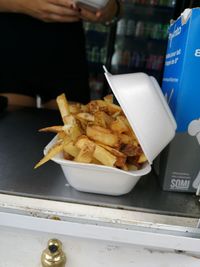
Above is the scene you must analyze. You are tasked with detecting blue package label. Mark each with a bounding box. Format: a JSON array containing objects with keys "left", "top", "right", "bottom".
[{"left": 162, "top": 8, "right": 200, "bottom": 132}]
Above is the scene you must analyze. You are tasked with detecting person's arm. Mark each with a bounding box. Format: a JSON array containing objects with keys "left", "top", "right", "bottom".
[
  {"left": 0, "top": 0, "right": 19, "bottom": 12},
  {"left": 0, "top": 0, "right": 81, "bottom": 22}
]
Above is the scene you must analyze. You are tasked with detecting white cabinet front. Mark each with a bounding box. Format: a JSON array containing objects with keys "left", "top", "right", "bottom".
[{"left": 1, "top": 225, "right": 200, "bottom": 267}]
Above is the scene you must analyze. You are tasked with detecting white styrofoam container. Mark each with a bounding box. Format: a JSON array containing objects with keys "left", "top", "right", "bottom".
[
  {"left": 74, "top": 0, "right": 109, "bottom": 11},
  {"left": 44, "top": 69, "right": 176, "bottom": 196},
  {"left": 45, "top": 137, "right": 151, "bottom": 196}
]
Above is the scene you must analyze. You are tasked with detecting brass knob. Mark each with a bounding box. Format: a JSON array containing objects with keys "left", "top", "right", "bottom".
[{"left": 41, "top": 239, "right": 67, "bottom": 267}]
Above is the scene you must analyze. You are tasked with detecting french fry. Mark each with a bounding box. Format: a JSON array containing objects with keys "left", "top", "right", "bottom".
[
  {"left": 75, "top": 146, "right": 94, "bottom": 163},
  {"left": 107, "top": 103, "right": 123, "bottom": 115},
  {"left": 76, "top": 118, "right": 87, "bottom": 132},
  {"left": 97, "top": 143, "right": 125, "bottom": 158},
  {"left": 75, "top": 135, "right": 93, "bottom": 149},
  {"left": 76, "top": 112, "right": 95, "bottom": 122},
  {"left": 126, "top": 156, "right": 141, "bottom": 169},
  {"left": 93, "top": 144, "right": 117, "bottom": 167},
  {"left": 69, "top": 103, "right": 82, "bottom": 114},
  {"left": 39, "top": 126, "right": 63, "bottom": 133},
  {"left": 63, "top": 151, "right": 74, "bottom": 161},
  {"left": 118, "top": 116, "right": 138, "bottom": 141},
  {"left": 94, "top": 111, "right": 113, "bottom": 128},
  {"left": 87, "top": 100, "right": 107, "bottom": 114},
  {"left": 80, "top": 104, "right": 89, "bottom": 113},
  {"left": 104, "top": 94, "right": 113, "bottom": 104},
  {"left": 63, "top": 141, "right": 79, "bottom": 158},
  {"left": 126, "top": 164, "right": 138, "bottom": 171},
  {"left": 138, "top": 153, "right": 147, "bottom": 163},
  {"left": 120, "top": 143, "right": 142, "bottom": 157},
  {"left": 86, "top": 125, "right": 119, "bottom": 147},
  {"left": 110, "top": 116, "right": 130, "bottom": 134},
  {"left": 111, "top": 111, "right": 122, "bottom": 119},
  {"left": 74, "top": 136, "right": 95, "bottom": 163},
  {"left": 57, "top": 131, "right": 67, "bottom": 140},
  {"left": 62, "top": 115, "right": 82, "bottom": 141},
  {"left": 34, "top": 142, "right": 64, "bottom": 169},
  {"left": 56, "top": 93, "right": 70, "bottom": 123},
  {"left": 118, "top": 134, "right": 132, "bottom": 145},
  {"left": 91, "top": 158, "right": 103, "bottom": 165},
  {"left": 121, "top": 164, "right": 129, "bottom": 171},
  {"left": 97, "top": 143, "right": 127, "bottom": 168}
]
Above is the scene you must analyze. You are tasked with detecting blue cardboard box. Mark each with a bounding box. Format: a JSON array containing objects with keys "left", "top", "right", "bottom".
[{"left": 157, "top": 8, "right": 200, "bottom": 192}]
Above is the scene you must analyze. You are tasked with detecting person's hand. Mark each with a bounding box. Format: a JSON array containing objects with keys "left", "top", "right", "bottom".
[
  {"left": 13, "top": 0, "right": 81, "bottom": 22},
  {"left": 78, "top": 0, "right": 119, "bottom": 23}
]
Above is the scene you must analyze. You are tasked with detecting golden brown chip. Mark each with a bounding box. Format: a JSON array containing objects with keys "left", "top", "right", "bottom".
[
  {"left": 138, "top": 153, "right": 148, "bottom": 164},
  {"left": 118, "top": 134, "right": 132, "bottom": 145},
  {"left": 39, "top": 126, "right": 63, "bottom": 133},
  {"left": 57, "top": 131, "right": 67, "bottom": 140},
  {"left": 127, "top": 164, "right": 138, "bottom": 171},
  {"left": 34, "top": 141, "right": 64, "bottom": 169},
  {"left": 97, "top": 143, "right": 127, "bottom": 168},
  {"left": 107, "top": 103, "right": 123, "bottom": 115},
  {"left": 87, "top": 100, "right": 108, "bottom": 114},
  {"left": 69, "top": 103, "right": 82, "bottom": 114},
  {"left": 110, "top": 116, "right": 130, "bottom": 134},
  {"left": 74, "top": 136, "right": 95, "bottom": 163},
  {"left": 56, "top": 93, "right": 70, "bottom": 122},
  {"left": 94, "top": 111, "right": 113, "bottom": 128},
  {"left": 104, "top": 94, "right": 113, "bottom": 104},
  {"left": 76, "top": 112, "right": 95, "bottom": 122},
  {"left": 120, "top": 143, "right": 142, "bottom": 157},
  {"left": 93, "top": 144, "right": 117, "bottom": 167},
  {"left": 63, "top": 151, "right": 74, "bottom": 161},
  {"left": 63, "top": 141, "right": 79, "bottom": 158},
  {"left": 62, "top": 115, "right": 82, "bottom": 141},
  {"left": 86, "top": 125, "right": 119, "bottom": 147}
]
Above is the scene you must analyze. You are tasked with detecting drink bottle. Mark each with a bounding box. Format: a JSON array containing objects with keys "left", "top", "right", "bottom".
[
  {"left": 116, "top": 19, "right": 127, "bottom": 35},
  {"left": 135, "top": 21, "right": 144, "bottom": 37},
  {"left": 111, "top": 46, "right": 123, "bottom": 72},
  {"left": 126, "top": 20, "right": 136, "bottom": 36},
  {"left": 130, "top": 51, "right": 140, "bottom": 68}
]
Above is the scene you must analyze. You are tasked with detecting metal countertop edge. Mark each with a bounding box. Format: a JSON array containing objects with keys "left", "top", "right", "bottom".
[{"left": 0, "top": 193, "right": 199, "bottom": 237}]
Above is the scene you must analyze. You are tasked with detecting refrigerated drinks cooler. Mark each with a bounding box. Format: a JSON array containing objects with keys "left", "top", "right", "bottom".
[
  {"left": 111, "top": 0, "right": 176, "bottom": 81},
  {"left": 83, "top": 0, "right": 186, "bottom": 99}
]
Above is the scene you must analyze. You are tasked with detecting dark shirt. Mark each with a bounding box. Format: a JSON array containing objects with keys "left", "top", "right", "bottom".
[{"left": 0, "top": 13, "right": 90, "bottom": 103}]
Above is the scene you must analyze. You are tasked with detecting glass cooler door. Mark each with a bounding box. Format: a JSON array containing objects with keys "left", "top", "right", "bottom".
[{"left": 110, "top": 0, "right": 177, "bottom": 84}]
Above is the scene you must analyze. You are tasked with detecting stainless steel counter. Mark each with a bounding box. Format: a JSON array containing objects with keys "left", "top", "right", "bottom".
[{"left": 0, "top": 108, "right": 200, "bottom": 219}]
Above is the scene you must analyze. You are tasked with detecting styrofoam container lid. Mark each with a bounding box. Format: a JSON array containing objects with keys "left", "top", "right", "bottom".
[{"left": 104, "top": 67, "right": 177, "bottom": 164}]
